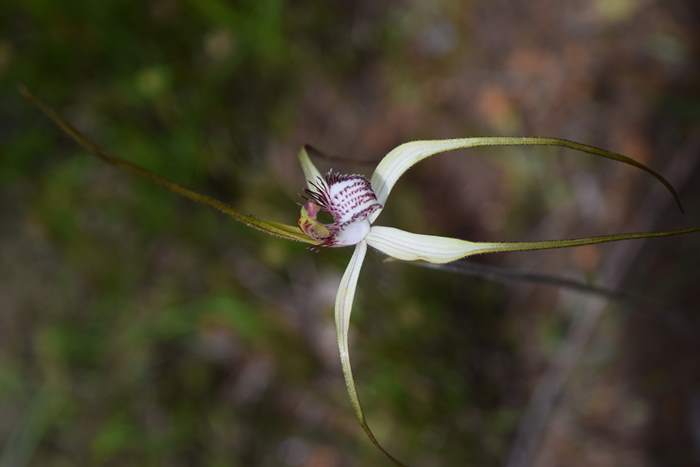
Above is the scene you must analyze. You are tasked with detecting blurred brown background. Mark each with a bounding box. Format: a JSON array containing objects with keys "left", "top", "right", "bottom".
[{"left": 1, "top": 0, "right": 699, "bottom": 466}]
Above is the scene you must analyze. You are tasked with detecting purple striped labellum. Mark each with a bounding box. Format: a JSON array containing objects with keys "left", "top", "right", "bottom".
[{"left": 299, "top": 170, "right": 382, "bottom": 247}]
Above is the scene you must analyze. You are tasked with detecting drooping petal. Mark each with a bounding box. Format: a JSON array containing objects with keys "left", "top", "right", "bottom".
[
  {"left": 369, "top": 137, "right": 683, "bottom": 223},
  {"left": 298, "top": 145, "right": 323, "bottom": 189},
  {"left": 20, "top": 86, "right": 318, "bottom": 245},
  {"left": 335, "top": 242, "right": 406, "bottom": 466},
  {"left": 366, "top": 225, "right": 700, "bottom": 263}
]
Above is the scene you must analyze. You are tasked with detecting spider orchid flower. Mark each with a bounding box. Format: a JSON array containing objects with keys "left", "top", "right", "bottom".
[
  {"left": 22, "top": 86, "right": 700, "bottom": 467},
  {"left": 295, "top": 142, "right": 697, "bottom": 465}
]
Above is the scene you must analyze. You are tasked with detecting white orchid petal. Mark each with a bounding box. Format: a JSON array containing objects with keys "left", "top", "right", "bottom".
[
  {"left": 367, "top": 225, "right": 700, "bottom": 263},
  {"left": 298, "top": 145, "right": 322, "bottom": 189},
  {"left": 335, "top": 242, "right": 406, "bottom": 466},
  {"left": 366, "top": 226, "right": 488, "bottom": 263},
  {"left": 335, "top": 242, "right": 366, "bottom": 423},
  {"left": 369, "top": 137, "right": 683, "bottom": 223}
]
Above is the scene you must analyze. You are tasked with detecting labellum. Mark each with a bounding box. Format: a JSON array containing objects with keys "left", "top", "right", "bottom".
[{"left": 299, "top": 171, "right": 382, "bottom": 247}]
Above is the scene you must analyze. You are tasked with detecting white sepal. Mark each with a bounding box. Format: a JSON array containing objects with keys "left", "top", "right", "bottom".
[
  {"left": 370, "top": 139, "right": 492, "bottom": 222},
  {"left": 334, "top": 242, "right": 405, "bottom": 465},
  {"left": 335, "top": 241, "right": 367, "bottom": 424},
  {"left": 298, "top": 146, "right": 322, "bottom": 189},
  {"left": 367, "top": 225, "right": 700, "bottom": 264},
  {"left": 366, "top": 226, "right": 493, "bottom": 263},
  {"left": 369, "top": 137, "right": 683, "bottom": 223}
]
